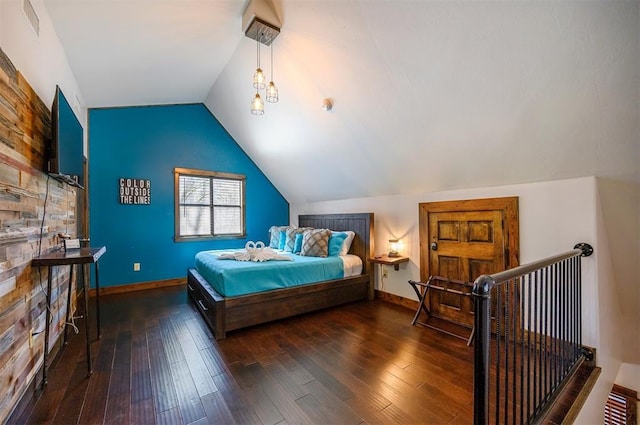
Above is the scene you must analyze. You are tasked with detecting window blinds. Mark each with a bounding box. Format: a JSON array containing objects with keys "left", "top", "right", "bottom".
[{"left": 178, "top": 175, "right": 242, "bottom": 236}]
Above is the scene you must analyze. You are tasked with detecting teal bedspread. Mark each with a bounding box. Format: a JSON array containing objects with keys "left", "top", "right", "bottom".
[{"left": 195, "top": 249, "right": 345, "bottom": 297}]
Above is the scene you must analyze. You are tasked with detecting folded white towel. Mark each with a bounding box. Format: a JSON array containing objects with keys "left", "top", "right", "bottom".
[
  {"left": 251, "top": 247, "right": 292, "bottom": 262},
  {"left": 218, "top": 251, "right": 252, "bottom": 261},
  {"left": 217, "top": 241, "right": 293, "bottom": 262},
  {"left": 245, "top": 241, "right": 265, "bottom": 253}
]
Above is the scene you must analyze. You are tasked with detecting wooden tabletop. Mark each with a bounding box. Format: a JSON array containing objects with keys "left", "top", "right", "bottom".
[
  {"left": 369, "top": 254, "right": 409, "bottom": 266},
  {"left": 32, "top": 246, "right": 107, "bottom": 266}
]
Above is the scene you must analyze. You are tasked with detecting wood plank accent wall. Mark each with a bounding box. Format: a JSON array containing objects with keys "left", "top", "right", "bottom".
[{"left": 0, "top": 48, "right": 78, "bottom": 422}]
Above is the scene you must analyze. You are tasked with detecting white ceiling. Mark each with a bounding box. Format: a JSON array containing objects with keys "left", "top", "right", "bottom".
[
  {"left": 44, "top": 0, "right": 244, "bottom": 106},
  {"left": 44, "top": 0, "right": 639, "bottom": 205}
]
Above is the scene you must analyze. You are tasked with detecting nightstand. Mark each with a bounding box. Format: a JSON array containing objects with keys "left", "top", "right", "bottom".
[{"left": 369, "top": 254, "right": 409, "bottom": 271}]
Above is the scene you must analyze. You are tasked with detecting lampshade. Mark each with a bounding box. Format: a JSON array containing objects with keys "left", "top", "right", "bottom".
[
  {"left": 266, "top": 81, "right": 278, "bottom": 103},
  {"left": 388, "top": 239, "right": 401, "bottom": 257},
  {"left": 253, "top": 67, "right": 266, "bottom": 90},
  {"left": 251, "top": 93, "right": 264, "bottom": 115}
]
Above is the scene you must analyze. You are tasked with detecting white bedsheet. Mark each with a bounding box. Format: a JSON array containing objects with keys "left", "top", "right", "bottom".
[{"left": 341, "top": 254, "right": 363, "bottom": 277}]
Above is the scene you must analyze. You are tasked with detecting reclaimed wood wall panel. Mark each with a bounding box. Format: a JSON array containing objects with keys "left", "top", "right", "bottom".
[{"left": 0, "top": 48, "right": 78, "bottom": 422}]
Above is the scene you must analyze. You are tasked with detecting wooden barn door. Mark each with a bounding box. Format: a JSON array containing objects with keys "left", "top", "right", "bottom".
[{"left": 419, "top": 197, "right": 519, "bottom": 328}]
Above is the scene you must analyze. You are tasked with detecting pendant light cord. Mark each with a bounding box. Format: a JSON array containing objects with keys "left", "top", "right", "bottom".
[
  {"left": 255, "top": 36, "right": 261, "bottom": 94},
  {"left": 256, "top": 36, "right": 260, "bottom": 70}
]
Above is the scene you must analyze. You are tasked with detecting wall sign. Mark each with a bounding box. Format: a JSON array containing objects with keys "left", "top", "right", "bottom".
[{"left": 119, "top": 178, "right": 151, "bottom": 205}]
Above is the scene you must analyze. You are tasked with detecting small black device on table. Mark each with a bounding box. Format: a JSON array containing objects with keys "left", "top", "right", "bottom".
[{"left": 31, "top": 246, "right": 106, "bottom": 387}]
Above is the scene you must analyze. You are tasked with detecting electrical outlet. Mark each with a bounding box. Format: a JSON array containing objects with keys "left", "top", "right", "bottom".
[
  {"left": 133, "top": 263, "right": 141, "bottom": 272},
  {"left": 382, "top": 268, "right": 388, "bottom": 278}
]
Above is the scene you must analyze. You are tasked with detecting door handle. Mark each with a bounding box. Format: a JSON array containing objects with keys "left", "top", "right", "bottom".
[{"left": 431, "top": 242, "right": 438, "bottom": 251}]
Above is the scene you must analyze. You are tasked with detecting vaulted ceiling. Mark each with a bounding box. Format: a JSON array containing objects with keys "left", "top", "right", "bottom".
[{"left": 44, "top": 0, "right": 639, "bottom": 205}]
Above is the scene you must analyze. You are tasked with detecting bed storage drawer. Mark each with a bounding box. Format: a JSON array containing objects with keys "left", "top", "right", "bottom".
[
  {"left": 187, "top": 268, "right": 226, "bottom": 339},
  {"left": 187, "top": 282, "right": 209, "bottom": 313}
]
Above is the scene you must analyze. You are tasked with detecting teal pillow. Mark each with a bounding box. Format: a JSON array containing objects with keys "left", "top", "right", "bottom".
[
  {"left": 328, "top": 232, "right": 348, "bottom": 256},
  {"left": 269, "top": 225, "right": 289, "bottom": 248},
  {"left": 278, "top": 230, "right": 287, "bottom": 250},
  {"left": 293, "top": 233, "right": 304, "bottom": 253}
]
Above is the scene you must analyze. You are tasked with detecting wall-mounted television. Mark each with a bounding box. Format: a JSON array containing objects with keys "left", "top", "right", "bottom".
[{"left": 48, "top": 85, "right": 84, "bottom": 188}]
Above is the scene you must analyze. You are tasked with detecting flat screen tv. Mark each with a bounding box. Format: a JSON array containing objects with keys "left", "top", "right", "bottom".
[{"left": 48, "top": 85, "right": 84, "bottom": 188}]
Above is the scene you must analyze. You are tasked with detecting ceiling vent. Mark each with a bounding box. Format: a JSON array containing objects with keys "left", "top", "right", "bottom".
[{"left": 22, "top": 0, "right": 40, "bottom": 36}]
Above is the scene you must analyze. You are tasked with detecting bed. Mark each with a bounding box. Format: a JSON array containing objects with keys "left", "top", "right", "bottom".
[{"left": 186, "top": 213, "right": 374, "bottom": 339}]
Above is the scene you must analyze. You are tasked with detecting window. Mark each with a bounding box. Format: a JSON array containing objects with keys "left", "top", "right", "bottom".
[
  {"left": 174, "top": 167, "right": 245, "bottom": 241},
  {"left": 604, "top": 384, "right": 637, "bottom": 425}
]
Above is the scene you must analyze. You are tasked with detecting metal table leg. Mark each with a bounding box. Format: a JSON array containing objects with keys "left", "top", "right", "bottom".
[
  {"left": 95, "top": 261, "right": 101, "bottom": 339},
  {"left": 83, "top": 268, "right": 92, "bottom": 376},
  {"left": 42, "top": 266, "right": 53, "bottom": 387},
  {"left": 63, "top": 264, "right": 74, "bottom": 347}
]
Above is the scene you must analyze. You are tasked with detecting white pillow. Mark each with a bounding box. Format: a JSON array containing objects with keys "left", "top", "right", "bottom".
[{"left": 339, "top": 231, "right": 356, "bottom": 256}]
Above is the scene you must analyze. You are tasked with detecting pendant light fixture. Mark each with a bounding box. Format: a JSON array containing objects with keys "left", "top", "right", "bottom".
[
  {"left": 252, "top": 37, "right": 265, "bottom": 90},
  {"left": 251, "top": 92, "right": 264, "bottom": 115},
  {"left": 265, "top": 43, "right": 278, "bottom": 103},
  {"left": 250, "top": 34, "right": 265, "bottom": 115},
  {"left": 245, "top": 16, "right": 280, "bottom": 115}
]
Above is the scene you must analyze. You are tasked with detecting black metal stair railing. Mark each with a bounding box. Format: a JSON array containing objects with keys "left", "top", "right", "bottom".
[{"left": 472, "top": 243, "right": 594, "bottom": 425}]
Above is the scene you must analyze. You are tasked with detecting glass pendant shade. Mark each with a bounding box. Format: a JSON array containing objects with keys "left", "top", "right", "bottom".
[
  {"left": 251, "top": 93, "right": 264, "bottom": 115},
  {"left": 266, "top": 81, "right": 279, "bottom": 103},
  {"left": 388, "top": 239, "right": 401, "bottom": 257},
  {"left": 253, "top": 68, "right": 266, "bottom": 90}
]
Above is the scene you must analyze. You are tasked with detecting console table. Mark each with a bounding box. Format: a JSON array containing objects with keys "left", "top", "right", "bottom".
[{"left": 31, "top": 246, "right": 106, "bottom": 387}]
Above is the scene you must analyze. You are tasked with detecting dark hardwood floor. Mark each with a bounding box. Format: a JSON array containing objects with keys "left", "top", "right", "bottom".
[{"left": 16, "top": 285, "right": 478, "bottom": 424}]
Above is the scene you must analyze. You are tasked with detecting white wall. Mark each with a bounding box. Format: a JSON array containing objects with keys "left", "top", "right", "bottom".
[
  {"left": 572, "top": 177, "right": 640, "bottom": 423},
  {"left": 0, "top": 1, "right": 4, "bottom": 45},
  {"left": 209, "top": 1, "right": 639, "bottom": 207},
  {"left": 1, "top": 0, "right": 86, "bottom": 132},
  {"left": 292, "top": 177, "right": 599, "bottom": 343},
  {"left": 292, "top": 176, "right": 633, "bottom": 422},
  {"left": 616, "top": 363, "right": 640, "bottom": 395},
  {"left": 596, "top": 178, "right": 640, "bottom": 364}
]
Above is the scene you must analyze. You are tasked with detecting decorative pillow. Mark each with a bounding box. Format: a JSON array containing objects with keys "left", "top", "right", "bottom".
[
  {"left": 339, "top": 231, "right": 356, "bottom": 255},
  {"left": 268, "top": 226, "right": 289, "bottom": 248},
  {"left": 278, "top": 230, "right": 287, "bottom": 250},
  {"left": 300, "top": 228, "right": 331, "bottom": 257},
  {"left": 328, "top": 232, "right": 349, "bottom": 256},
  {"left": 284, "top": 227, "right": 310, "bottom": 252},
  {"left": 293, "top": 233, "right": 304, "bottom": 254}
]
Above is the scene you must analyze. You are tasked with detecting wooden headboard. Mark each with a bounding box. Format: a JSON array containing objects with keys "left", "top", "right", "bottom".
[{"left": 298, "top": 213, "right": 374, "bottom": 275}]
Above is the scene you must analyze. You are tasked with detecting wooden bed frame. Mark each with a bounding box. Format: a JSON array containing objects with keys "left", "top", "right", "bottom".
[{"left": 187, "top": 213, "right": 374, "bottom": 340}]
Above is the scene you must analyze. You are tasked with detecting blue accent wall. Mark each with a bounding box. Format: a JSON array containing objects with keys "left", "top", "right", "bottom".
[{"left": 88, "top": 104, "right": 289, "bottom": 287}]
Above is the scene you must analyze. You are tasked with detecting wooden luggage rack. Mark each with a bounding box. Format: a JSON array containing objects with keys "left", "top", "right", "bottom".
[{"left": 408, "top": 275, "right": 475, "bottom": 346}]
